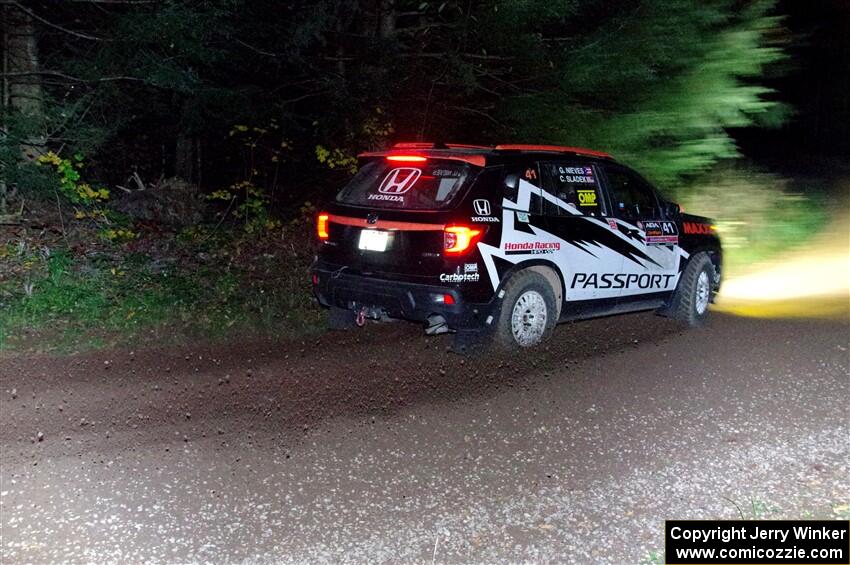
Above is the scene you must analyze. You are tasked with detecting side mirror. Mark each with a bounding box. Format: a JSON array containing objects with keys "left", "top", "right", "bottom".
[
  {"left": 503, "top": 173, "right": 519, "bottom": 191},
  {"left": 666, "top": 201, "right": 681, "bottom": 217}
]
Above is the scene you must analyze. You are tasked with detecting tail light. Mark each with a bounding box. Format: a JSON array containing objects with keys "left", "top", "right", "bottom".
[
  {"left": 444, "top": 225, "right": 482, "bottom": 255},
  {"left": 317, "top": 213, "right": 329, "bottom": 240}
]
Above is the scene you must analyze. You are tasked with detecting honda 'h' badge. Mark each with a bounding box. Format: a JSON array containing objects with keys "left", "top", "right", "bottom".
[{"left": 473, "top": 199, "right": 491, "bottom": 216}]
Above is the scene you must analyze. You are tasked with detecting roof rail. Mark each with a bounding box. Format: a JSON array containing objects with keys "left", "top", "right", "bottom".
[
  {"left": 391, "top": 142, "right": 492, "bottom": 151},
  {"left": 494, "top": 144, "right": 611, "bottom": 158},
  {"left": 391, "top": 142, "right": 435, "bottom": 149}
]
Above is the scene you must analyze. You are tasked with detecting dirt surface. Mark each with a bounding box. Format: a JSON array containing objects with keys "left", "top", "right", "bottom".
[{"left": 1, "top": 313, "right": 849, "bottom": 564}]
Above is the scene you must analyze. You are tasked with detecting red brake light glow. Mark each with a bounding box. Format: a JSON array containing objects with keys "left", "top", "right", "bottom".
[
  {"left": 317, "top": 213, "right": 329, "bottom": 240},
  {"left": 444, "top": 226, "right": 482, "bottom": 254},
  {"left": 386, "top": 155, "right": 427, "bottom": 162}
]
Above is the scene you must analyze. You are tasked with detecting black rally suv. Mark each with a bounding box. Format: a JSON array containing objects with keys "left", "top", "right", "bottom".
[{"left": 311, "top": 142, "right": 722, "bottom": 350}]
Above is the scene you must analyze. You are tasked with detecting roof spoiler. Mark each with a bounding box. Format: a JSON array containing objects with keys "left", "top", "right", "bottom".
[{"left": 494, "top": 144, "right": 611, "bottom": 158}]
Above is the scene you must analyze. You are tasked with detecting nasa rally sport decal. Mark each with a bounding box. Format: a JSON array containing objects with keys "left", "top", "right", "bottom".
[{"left": 639, "top": 220, "right": 678, "bottom": 245}]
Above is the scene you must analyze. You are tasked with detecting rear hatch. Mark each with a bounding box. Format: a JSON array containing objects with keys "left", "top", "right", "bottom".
[{"left": 320, "top": 156, "right": 480, "bottom": 280}]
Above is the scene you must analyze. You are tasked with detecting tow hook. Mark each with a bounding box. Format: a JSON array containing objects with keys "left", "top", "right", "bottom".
[{"left": 355, "top": 307, "right": 367, "bottom": 327}]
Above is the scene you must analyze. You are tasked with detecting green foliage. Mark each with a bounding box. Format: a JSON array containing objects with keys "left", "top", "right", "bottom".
[
  {"left": 10, "top": 0, "right": 789, "bottom": 206},
  {"left": 1, "top": 0, "right": 805, "bottom": 351},
  {"left": 678, "top": 166, "right": 827, "bottom": 273},
  {"left": 0, "top": 235, "right": 324, "bottom": 351},
  {"left": 497, "top": 0, "right": 785, "bottom": 186},
  {"left": 315, "top": 145, "right": 358, "bottom": 174},
  {"left": 36, "top": 151, "right": 109, "bottom": 205},
  {"left": 207, "top": 122, "right": 290, "bottom": 232},
  {"left": 208, "top": 180, "right": 281, "bottom": 233}
]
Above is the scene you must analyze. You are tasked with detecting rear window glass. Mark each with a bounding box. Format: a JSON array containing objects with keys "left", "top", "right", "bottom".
[{"left": 336, "top": 159, "right": 473, "bottom": 210}]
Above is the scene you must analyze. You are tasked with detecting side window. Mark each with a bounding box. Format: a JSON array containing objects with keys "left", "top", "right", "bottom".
[
  {"left": 540, "top": 162, "right": 605, "bottom": 217},
  {"left": 503, "top": 162, "right": 542, "bottom": 214},
  {"left": 604, "top": 167, "right": 660, "bottom": 221}
]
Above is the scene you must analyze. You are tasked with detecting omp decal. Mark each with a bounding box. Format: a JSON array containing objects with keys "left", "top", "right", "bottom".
[
  {"left": 464, "top": 263, "right": 478, "bottom": 273},
  {"left": 571, "top": 272, "right": 676, "bottom": 290},
  {"left": 577, "top": 189, "right": 598, "bottom": 206}
]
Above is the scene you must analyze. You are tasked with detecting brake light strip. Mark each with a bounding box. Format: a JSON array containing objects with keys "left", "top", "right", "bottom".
[{"left": 326, "top": 214, "right": 445, "bottom": 231}]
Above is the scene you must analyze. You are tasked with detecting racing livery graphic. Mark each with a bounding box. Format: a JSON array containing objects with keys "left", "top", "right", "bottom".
[{"left": 312, "top": 143, "right": 722, "bottom": 350}]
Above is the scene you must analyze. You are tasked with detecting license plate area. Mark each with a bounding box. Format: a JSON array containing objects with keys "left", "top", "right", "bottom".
[{"left": 358, "top": 229, "right": 390, "bottom": 252}]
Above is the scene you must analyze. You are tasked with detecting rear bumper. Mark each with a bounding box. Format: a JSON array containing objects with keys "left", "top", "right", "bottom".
[{"left": 311, "top": 261, "right": 495, "bottom": 331}]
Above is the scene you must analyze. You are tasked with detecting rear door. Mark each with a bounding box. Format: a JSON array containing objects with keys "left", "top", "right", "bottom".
[
  {"left": 538, "top": 160, "right": 625, "bottom": 303},
  {"left": 322, "top": 158, "right": 475, "bottom": 280},
  {"left": 601, "top": 164, "right": 681, "bottom": 300}
]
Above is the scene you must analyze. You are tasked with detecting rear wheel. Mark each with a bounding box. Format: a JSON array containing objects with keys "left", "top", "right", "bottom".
[
  {"left": 494, "top": 270, "right": 557, "bottom": 348},
  {"left": 670, "top": 253, "right": 715, "bottom": 326}
]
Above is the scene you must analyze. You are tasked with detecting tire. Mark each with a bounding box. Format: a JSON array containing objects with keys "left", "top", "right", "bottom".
[
  {"left": 670, "top": 252, "right": 715, "bottom": 326},
  {"left": 494, "top": 270, "right": 557, "bottom": 348},
  {"left": 327, "top": 306, "right": 356, "bottom": 330}
]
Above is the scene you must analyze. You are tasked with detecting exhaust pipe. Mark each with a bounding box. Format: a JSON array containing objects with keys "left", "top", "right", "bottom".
[{"left": 424, "top": 314, "right": 450, "bottom": 335}]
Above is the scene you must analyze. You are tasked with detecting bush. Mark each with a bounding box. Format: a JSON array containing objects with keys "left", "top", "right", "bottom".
[
  {"left": 676, "top": 166, "right": 827, "bottom": 274},
  {"left": 0, "top": 227, "right": 324, "bottom": 351}
]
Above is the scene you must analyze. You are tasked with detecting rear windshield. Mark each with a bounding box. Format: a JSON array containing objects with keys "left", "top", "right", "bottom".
[{"left": 336, "top": 159, "right": 473, "bottom": 210}]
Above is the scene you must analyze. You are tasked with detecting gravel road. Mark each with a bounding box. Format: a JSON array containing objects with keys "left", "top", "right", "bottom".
[{"left": 1, "top": 312, "right": 848, "bottom": 564}]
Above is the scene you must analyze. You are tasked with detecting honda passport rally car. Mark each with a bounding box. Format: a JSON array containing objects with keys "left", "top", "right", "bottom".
[{"left": 311, "top": 143, "right": 722, "bottom": 350}]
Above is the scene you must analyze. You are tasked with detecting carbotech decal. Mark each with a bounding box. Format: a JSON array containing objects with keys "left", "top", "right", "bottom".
[{"left": 440, "top": 272, "right": 480, "bottom": 283}]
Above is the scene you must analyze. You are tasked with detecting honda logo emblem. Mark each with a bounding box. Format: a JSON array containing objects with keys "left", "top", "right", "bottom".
[
  {"left": 473, "top": 199, "right": 491, "bottom": 216},
  {"left": 378, "top": 168, "right": 421, "bottom": 195}
]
